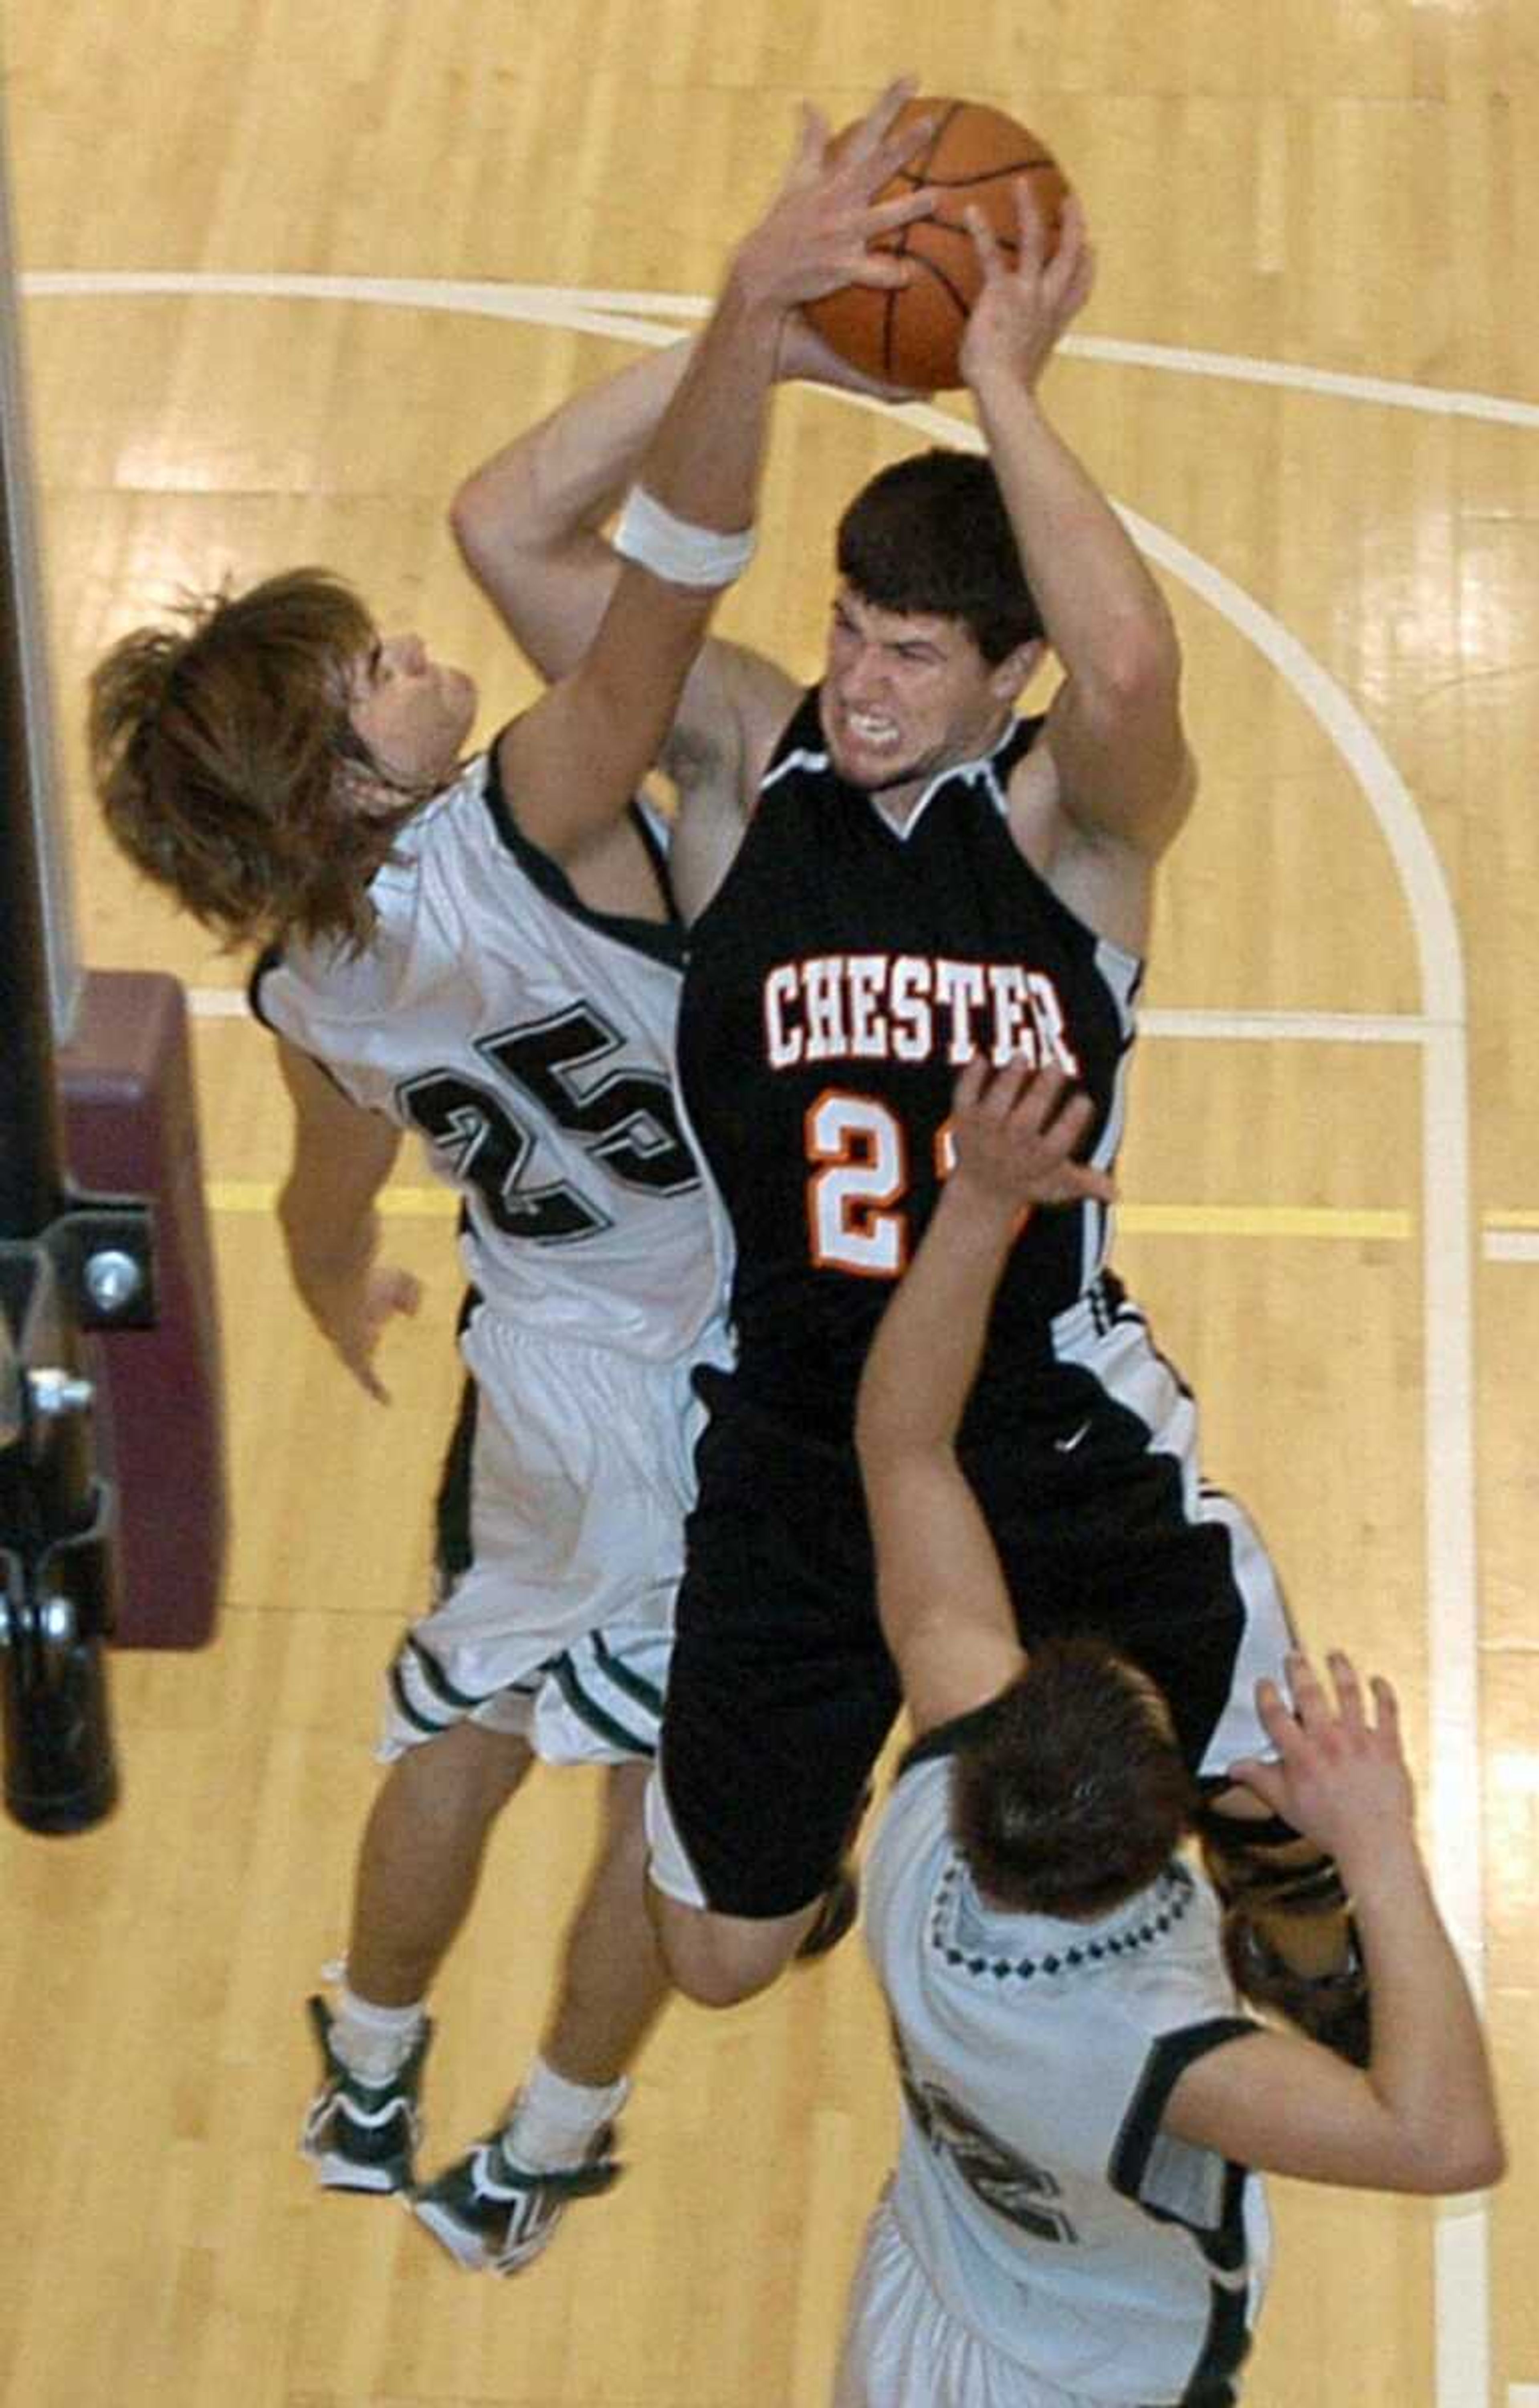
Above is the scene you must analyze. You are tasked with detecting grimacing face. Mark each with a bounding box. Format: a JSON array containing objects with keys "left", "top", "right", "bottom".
[
  {"left": 818, "top": 582, "right": 1037, "bottom": 808},
  {"left": 346, "top": 631, "right": 477, "bottom": 790}
]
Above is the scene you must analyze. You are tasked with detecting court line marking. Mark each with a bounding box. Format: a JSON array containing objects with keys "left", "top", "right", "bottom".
[
  {"left": 200, "top": 1182, "right": 1416, "bottom": 1241},
  {"left": 47, "top": 276, "right": 1490, "bottom": 2407},
  {"left": 1485, "top": 1232, "right": 1539, "bottom": 1263},
  {"left": 198, "top": 1173, "right": 1539, "bottom": 1255},
  {"left": 190, "top": 989, "right": 1442, "bottom": 1045},
  {"left": 22, "top": 271, "right": 1539, "bottom": 431}
]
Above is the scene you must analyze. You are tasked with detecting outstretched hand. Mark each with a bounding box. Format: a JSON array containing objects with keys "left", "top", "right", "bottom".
[
  {"left": 295, "top": 1251, "right": 423, "bottom": 1404},
  {"left": 958, "top": 186, "right": 1095, "bottom": 396},
  {"left": 729, "top": 78, "right": 939, "bottom": 318},
  {"left": 948, "top": 1055, "right": 1117, "bottom": 1214},
  {"left": 1228, "top": 1650, "right": 1418, "bottom": 1877}
]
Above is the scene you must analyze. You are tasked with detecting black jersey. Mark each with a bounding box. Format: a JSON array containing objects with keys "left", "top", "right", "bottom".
[{"left": 676, "top": 689, "right": 1144, "bottom": 1442}]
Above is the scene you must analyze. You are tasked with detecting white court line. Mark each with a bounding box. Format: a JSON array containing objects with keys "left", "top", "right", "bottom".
[
  {"left": 189, "top": 989, "right": 1433, "bottom": 1042},
  {"left": 1142, "top": 1007, "right": 1431, "bottom": 1044},
  {"left": 22, "top": 270, "right": 1539, "bottom": 432},
  {"left": 1485, "top": 1232, "right": 1539, "bottom": 1263},
  {"left": 51, "top": 275, "right": 1490, "bottom": 2408}
]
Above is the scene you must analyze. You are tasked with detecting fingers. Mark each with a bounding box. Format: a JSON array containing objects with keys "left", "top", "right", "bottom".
[
  {"left": 964, "top": 201, "right": 1006, "bottom": 281},
  {"left": 978, "top": 1057, "right": 1041, "bottom": 1121},
  {"left": 866, "top": 185, "right": 942, "bottom": 238},
  {"left": 949, "top": 1056, "right": 1111, "bottom": 1209},
  {"left": 1369, "top": 1672, "right": 1400, "bottom": 1746},
  {"left": 1062, "top": 1158, "right": 1117, "bottom": 1207},
  {"left": 1252, "top": 1672, "right": 1302, "bottom": 1753},
  {"left": 781, "top": 102, "right": 829, "bottom": 191},
  {"left": 842, "top": 77, "right": 920, "bottom": 169},
  {"left": 1265, "top": 1648, "right": 1399, "bottom": 1755},
  {"left": 952, "top": 1052, "right": 990, "bottom": 1113},
  {"left": 1325, "top": 1648, "right": 1366, "bottom": 1733},
  {"left": 1012, "top": 178, "right": 1049, "bottom": 272},
  {"left": 852, "top": 250, "right": 920, "bottom": 294},
  {"left": 343, "top": 1345, "right": 390, "bottom": 1406},
  {"left": 1225, "top": 1754, "right": 1288, "bottom": 1816}
]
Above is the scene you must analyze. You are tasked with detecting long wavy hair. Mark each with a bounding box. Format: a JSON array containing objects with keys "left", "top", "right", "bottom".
[{"left": 89, "top": 568, "right": 434, "bottom": 951}]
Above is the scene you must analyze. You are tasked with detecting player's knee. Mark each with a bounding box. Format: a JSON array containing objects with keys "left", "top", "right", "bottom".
[
  {"left": 647, "top": 1890, "right": 794, "bottom": 2010},
  {"left": 396, "top": 1718, "right": 533, "bottom": 1821}
]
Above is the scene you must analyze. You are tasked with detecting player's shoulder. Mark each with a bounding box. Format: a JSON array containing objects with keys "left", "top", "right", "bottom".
[{"left": 667, "top": 639, "right": 802, "bottom": 796}]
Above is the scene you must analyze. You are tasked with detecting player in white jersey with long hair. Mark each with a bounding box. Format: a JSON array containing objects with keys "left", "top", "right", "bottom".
[
  {"left": 87, "top": 82, "right": 942, "bottom": 2276},
  {"left": 839, "top": 1055, "right": 1502, "bottom": 2406}
]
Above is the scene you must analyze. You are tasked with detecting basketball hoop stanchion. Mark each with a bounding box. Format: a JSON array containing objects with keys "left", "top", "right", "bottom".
[
  {"left": 0, "top": 607, "right": 149, "bottom": 1828},
  {"left": 0, "top": 107, "right": 152, "bottom": 1834}
]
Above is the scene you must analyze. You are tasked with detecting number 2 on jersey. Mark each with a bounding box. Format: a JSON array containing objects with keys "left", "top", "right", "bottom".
[{"left": 806, "top": 1090, "right": 921, "bottom": 1278}]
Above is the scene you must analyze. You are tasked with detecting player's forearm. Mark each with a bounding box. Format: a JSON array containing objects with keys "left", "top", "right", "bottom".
[
  {"left": 971, "top": 372, "right": 1181, "bottom": 736},
  {"left": 1348, "top": 1838, "right": 1504, "bottom": 2190},
  {"left": 857, "top": 1173, "right": 1020, "bottom": 1471},
  {"left": 449, "top": 343, "right": 701, "bottom": 680},
  {"left": 277, "top": 1174, "right": 379, "bottom": 1298},
  {"left": 452, "top": 340, "right": 697, "bottom": 558},
  {"left": 632, "top": 276, "right": 784, "bottom": 540}
]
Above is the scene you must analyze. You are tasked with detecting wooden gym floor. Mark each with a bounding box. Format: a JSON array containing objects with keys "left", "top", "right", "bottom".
[{"left": 1, "top": 4, "right": 1535, "bottom": 2403}]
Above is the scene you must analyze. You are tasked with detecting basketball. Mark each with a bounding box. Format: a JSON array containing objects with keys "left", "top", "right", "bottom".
[{"left": 806, "top": 97, "right": 1069, "bottom": 392}]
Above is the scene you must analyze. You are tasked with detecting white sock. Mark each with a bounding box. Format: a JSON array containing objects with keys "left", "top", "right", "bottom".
[
  {"left": 328, "top": 1981, "right": 426, "bottom": 2084},
  {"left": 501, "top": 2056, "right": 629, "bottom": 2171}
]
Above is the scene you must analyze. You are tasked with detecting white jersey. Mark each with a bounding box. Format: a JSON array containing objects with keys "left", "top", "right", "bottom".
[
  {"left": 864, "top": 1729, "right": 1270, "bottom": 2406},
  {"left": 252, "top": 748, "right": 723, "bottom": 1361}
]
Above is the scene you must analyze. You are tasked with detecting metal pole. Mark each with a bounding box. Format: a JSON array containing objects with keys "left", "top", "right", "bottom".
[{"left": 0, "top": 86, "right": 118, "bottom": 1832}]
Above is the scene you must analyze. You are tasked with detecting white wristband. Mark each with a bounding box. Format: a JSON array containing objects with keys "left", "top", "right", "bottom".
[{"left": 613, "top": 485, "right": 756, "bottom": 588}]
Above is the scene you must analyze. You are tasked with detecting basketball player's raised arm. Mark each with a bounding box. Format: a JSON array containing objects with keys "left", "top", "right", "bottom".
[
  {"left": 459, "top": 87, "right": 939, "bottom": 873},
  {"left": 1160, "top": 1653, "right": 1504, "bottom": 2196},
  {"left": 958, "top": 194, "right": 1194, "bottom": 954},
  {"left": 273, "top": 1037, "right": 422, "bottom": 1404},
  {"left": 501, "top": 84, "right": 940, "bottom": 866},
  {"left": 856, "top": 1061, "right": 1115, "bottom": 1735}
]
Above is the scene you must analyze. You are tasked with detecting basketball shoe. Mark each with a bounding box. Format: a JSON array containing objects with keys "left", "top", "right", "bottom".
[
  {"left": 300, "top": 1993, "right": 431, "bottom": 2193},
  {"left": 410, "top": 2114, "right": 622, "bottom": 2275}
]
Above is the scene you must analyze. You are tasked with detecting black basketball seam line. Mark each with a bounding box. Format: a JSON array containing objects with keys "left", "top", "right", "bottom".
[
  {"left": 883, "top": 211, "right": 919, "bottom": 381},
  {"left": 910, "top": 101, "right": 962, "bottom": 184},
  {"left": 897, "top": 251, "right": 974, "bottom": 319},
  {"left": 894, "top": 158, "right": 1058, "bottom": 192}
]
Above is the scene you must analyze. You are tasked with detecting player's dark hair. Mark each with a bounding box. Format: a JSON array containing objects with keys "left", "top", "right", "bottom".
[
  {"left": 950, "top": 1637, "right": 1194, "bottom": 1919},
  {"left": 836, "top": 449, "right": 1044, "bottom": 662},
  {"left": 89, "top": 568, "right": 430, "bottom": 952}
]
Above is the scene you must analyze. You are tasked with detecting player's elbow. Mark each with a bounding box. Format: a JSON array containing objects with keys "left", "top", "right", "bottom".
[
  {"left": 1392, "top": 2116, "right": 1506, "bottom": 2196},
  {"left": 1424, "top": 2123, "right": 1506, "bottom": 2195},
  {"left": 1080, "top": 616, "right": 1181, "bottom": 739},
  {"left": 447, "top": 475, "right": 501, "bottom": 578}
]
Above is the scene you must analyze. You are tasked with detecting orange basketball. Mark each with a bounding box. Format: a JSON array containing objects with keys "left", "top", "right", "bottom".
[{"left": 806, "top": 97, "right": 1069, "bottom": 392}]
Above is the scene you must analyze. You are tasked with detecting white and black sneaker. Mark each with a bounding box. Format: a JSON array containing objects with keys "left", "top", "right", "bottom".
[
  {"left": 410, "top": 2115, "right": 621, "bottom": 2274},
  {"left": 300, "top": 1994, "right": 430, "bottom": 2194}
]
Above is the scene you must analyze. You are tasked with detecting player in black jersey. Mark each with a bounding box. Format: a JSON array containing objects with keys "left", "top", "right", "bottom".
[{"left": 474, "top": 180, "right": 1371, "bottom": 2053}]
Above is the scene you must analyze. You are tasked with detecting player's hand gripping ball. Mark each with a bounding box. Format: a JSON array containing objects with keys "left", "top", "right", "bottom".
[{"left": 804, "top": 97, "right": 1069, "bottom": 391}]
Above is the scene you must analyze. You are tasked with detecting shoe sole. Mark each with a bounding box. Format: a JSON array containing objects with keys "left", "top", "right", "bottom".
[
  {"left": 408, "top": 2193, "right": 499, "bottom": 2270},
  {"left": 301, "top": 2139, "right": 410, "bottom": 2194}
]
